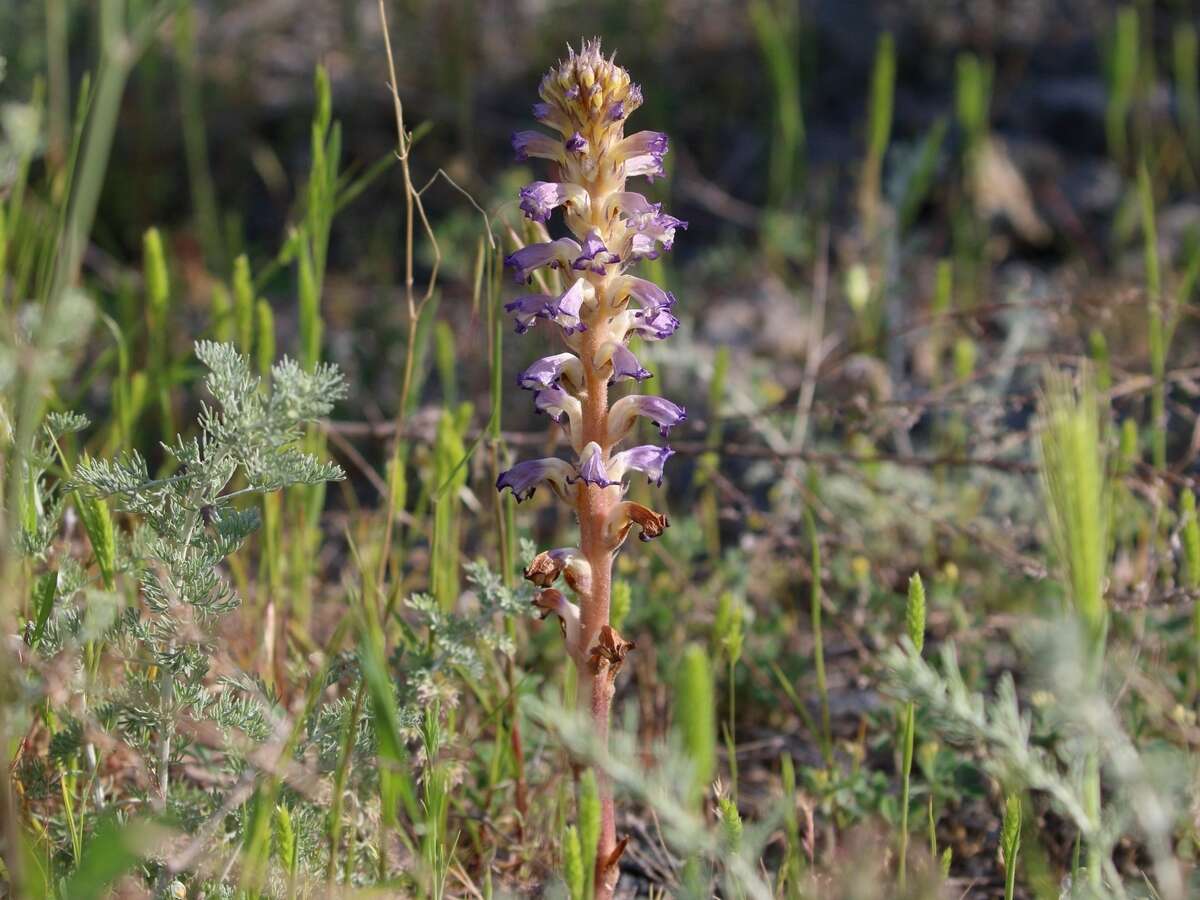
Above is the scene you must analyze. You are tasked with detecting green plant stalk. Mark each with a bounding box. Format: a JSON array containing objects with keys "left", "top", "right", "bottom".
[
  {"left": 898, "top": 701, "right": 916, "bottom": 889},
  {"left": 45, "top": 0, "right": 70, "bottom": 169},
  {"left": 860, "top": 32, "right": 895, "bottom": 241},
  {"left": 1106, "top": 6, "right": 1139, "bottom": 167},
  {"left": 1138, "top": 161, "right": 1166, "bottom": 469},
  {"left": 326, "top": 681, "right": 366, "bottom": 884},
  {"left": 724, "top": 662, "right": 739, "bottom": 801},
  {"left": 175, "top": 1, "right": 224, "bottom": 272},
  {"left": 805, "top": 507, "right": 832, "bottom": 766},
  {"left": 1177, "top": 23, "right": 1200, "bottom": 165},
  {"left": 898, "top": 573, "right": 925, "bottom": 889},
  {"left": 701, "top": 347, "right": 730, "bottom": 561},
  {"left": 1001, "top": 792, "right": 1021, "bottom": 900},
  {"left": 1182, "top": 489, "right": 1200, "bottom": 666}
]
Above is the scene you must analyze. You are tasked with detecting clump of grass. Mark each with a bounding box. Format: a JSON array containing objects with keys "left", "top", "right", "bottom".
[{"left": 1035, "top": 366, "right": 1109, "bottom": 888}]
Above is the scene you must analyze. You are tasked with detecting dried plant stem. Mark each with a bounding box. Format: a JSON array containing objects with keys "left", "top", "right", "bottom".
[{"left": 376, "top": 0, "right": 442, "bottom": 592}]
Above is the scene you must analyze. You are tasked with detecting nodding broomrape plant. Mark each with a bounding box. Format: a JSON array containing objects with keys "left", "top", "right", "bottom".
[{"left": 496, "top": 39, "right": 683, "bottom": 896}]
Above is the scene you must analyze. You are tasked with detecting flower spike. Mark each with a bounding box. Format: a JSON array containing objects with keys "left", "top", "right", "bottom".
[{"left": 498, "top": 41, "right": 685, "bottom": 887}]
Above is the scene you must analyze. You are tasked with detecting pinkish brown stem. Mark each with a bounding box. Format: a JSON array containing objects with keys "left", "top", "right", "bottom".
[{"left": 575, "top": 320, "right": 619, "bottom": 898}]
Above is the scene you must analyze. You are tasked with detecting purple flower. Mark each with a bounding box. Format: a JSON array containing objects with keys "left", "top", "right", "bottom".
[
  {"left": 620, "top": 131, "right": 669, "bottom": 158},
  {"left": 574, "top": 442, "right": 614, "bottom": 487},
  {"left": 505, "top": 237, "right": 581, "bottom": 282},
  {"left": 565, "top": 131, "right": 589, "bottom": 155},
  {"left": 625, "top": 306, "right": 680, "bottom": 341},
  {"left": 533, "top": 386, "right": 567, "bottom": 421},
  {"left": 608, "top": 394, "right": 686, "bottom": 442},
  {"left": 546, "top": 278, "right": 589, "bottom": 334},
  {"left": 572, "top": 231, "right": 620, "bottom": 273},
  {"left": 505, "top": 279, "right": 590, "bottom": 335},
  {"left": 496, "top": 457, "right": 577, "bottom": 502},
  {"left": 625, "top": 155, "right": 665, "bottom": 181},
  {"left": 619, "top": 131, "right": 668, "bottom": 181},
  {"left": 621, "top": 276, "right": 676, "bottom": 313},
  {"left": 512, "top": 130, "right": 562, "bottom": 162},
  {"left": 517, "top": 352, "right": 583, "bottom": 391},
  {"left": 519, "top": 182, "right": 587, "bottom": 223},
  {"left": 609, "top": 444, "right": 674, "bottom": 486},
  {"left": 607, "top": 192, "right": 661, "bottom": 219},
  {"left": 604, "top": 343, "right": 652, "bottom": 383},
  {"left": 607, "top": 100, "right": 625, "bottom": 121},
  {"left": 532, "top": 102, "right": 569, "bottom": 133},
  {"left": 628, "top": 233, "right": 659, "bottom": 260},
  {"left": 627, "top": 212, "right": 687, "bottom": 260},
  {"left": 504, "top": 294, "right": 554, "bottom": 333},
  {"left": 532, "top": 385, "right": 581, "bottom": 437}
]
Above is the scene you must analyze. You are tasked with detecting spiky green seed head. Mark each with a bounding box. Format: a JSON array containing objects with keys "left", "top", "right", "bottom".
[
  {"left": 562, "top": 825, "right": 585, "bottom": 900},
  {"left": 142, "top": 227, "right": 169, "bottom": 313},
  {"left": 676, "top": 643, "right": 716, "bottom": 806},
  {"left": 906, "top": 572, "right": 926, "bottom": 654}
]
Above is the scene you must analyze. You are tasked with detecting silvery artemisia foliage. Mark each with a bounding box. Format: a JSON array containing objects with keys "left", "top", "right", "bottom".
[
  {"left": 61, "top": 342, "right": 347, "bottom": 774},
  {"left": 498, "top": 39, "right": 682, "bottom": 559}
]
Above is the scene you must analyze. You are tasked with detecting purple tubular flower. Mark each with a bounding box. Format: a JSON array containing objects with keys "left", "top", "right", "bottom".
[
  {"left": 608, "top": 192, "right": 661, "bottom": 219},
  {"left": 609, "top": 444, "right": 675, "bottom": 486},
  {"left": 607, "top": 100, "right": 625, "bottom": 121},
  {"left": 622, "top": 276, "right": 676, "bottom": 313},
  {"left": 517, "top": 352, "right": 584, "bottom": 391},
  {"left": 506, "top": 280, "right": 591, "bottom": 335},
  {"left": 532, "top": 102, "right": 570, "bottom": 133},
  {"left": 608, "top": 394, "right": 687, "bottom": 442},
  {"left": 604, "top": 343, "right": 652, "bottom": 384},
  {"left": 533, "top": 385, "right": 568, "bottom": 421},
  {"left": 628, "top": 233, "right": 659, "bottom": 260},
  {"left": 496, "top": 457, "right": 577, "bottom": 502},
  {"left": 512, "top": 130, "right": 562, "bottom": 162},
  {"left": 533, "top": 383, "right": 580, "bottom": 425},
  {"left": 628, "top": 212, "right": 688, "bottom": 259},
  {"left": 565, "top": 131, "right": 589, "bottom": 155},
  {"left": 619, "top": 131, "right": 668, "bottom": 182},
  {"left": 547, "top": 278, "right": 588, "bottom": 334},
  {"left": 505, "top": 237, "right": 581, "bottom": 282},
  {"left": 519, "top": 182, "right": 587, "bottom": 223},
  {"left": 620, "top": 131, "right": 669, "bottom": 158},
  {"left": 504, "top": 294, "right": 554, "bottom": 333},
  {"left": 574, "top": 442, "right": 614, "bottom": 487},
  {"left": 625, "top": 154, "right": 665, "bottom": 181},
  {"left": 628, "top": 306, "right": 680, "bottom": 341},
  {"left": 572, "top": 231, "right": 620, "bottom": 273}
]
